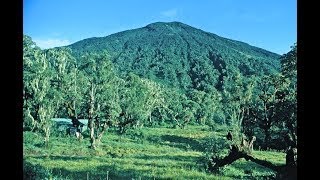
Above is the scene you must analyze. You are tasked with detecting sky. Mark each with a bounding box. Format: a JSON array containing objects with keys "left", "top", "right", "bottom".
[{"left": 23, "top": 0, "right": 296, "bottom": 55}]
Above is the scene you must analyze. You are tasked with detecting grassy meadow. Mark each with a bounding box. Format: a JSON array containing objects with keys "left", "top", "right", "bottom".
[{"left": 23, "top": 125, "right": 285, "bottom": 179}]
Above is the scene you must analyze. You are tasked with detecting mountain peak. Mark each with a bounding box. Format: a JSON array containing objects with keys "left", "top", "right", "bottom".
[
  {"left": 145, "top": 21, "right": 183, "bottom": 25},
  {"left": 145, "top": 21, "right": 189, "bottom": 29}
]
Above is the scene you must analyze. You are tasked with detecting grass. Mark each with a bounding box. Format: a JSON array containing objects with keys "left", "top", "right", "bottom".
[{"left": 23, "top": 125, "right": 285, "bottom": 179}]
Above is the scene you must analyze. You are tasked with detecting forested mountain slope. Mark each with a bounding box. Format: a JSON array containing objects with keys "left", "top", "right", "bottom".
[{"left": 66, "top": 21, "right": 280, "bottom": 92}]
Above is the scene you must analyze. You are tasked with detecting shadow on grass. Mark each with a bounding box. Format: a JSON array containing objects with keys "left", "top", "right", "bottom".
[
  {"left": 133, "top": 154, "right": 205, "bottom": 172},
  {"left": 34, "top": 143, "right": 46, "bottom": 148},
  {"left": 25, "top": 161, "right": 158, "bottom": 180},
  {"left": 31, "top": 155, "right": 89, "bottom": 161},
  {"left": 81, "top": 132, "right": 90, "bottom": 139},
  {"left": 147, "top": 134, "right": 204, "bottom": 151},
  {"left": 232, "top": 160, "right": 271, "bottom": 171},
  {"left": 51, "top": 167, "right": 144, "bottom": 180},
  {"left": 53, "top": 165, "right": 204, "bottom": 179},
  {"left": 224, "top": 160, "right": 277, "bottom": 179},
  {"left": 135, "top": 154, "right": 202, "bottom": 163},
  {"left": 26, "top": 162, "right": 208, "bottom": 180}
]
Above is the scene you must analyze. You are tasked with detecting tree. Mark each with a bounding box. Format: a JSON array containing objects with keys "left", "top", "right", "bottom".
[
  {"left": 247, "top": 44, "right": 297, "bottom": 149},
  {"left": 208, "top": 44, "right": 297, "bottom": 179},
  {"left": 139, "top": 78, "right": 166, "bottom": 126},
  {"left": 44, "top": 48, "right": 80, "bottom": 119},
  {"left": 280, "top": 43, "right": 297, "bottom": 83},
  {"left": 79, "top": 52, "right": 121, "bottom": 149},
  {"left": 188, "top": 89, "right": 222, "bottom": 125},
  {"left": 160, "top": 88, "right": 195, "bottom": 129},
  {"left": 23, "top": 35, "right": 57, "bottom": 146},
  {"left": 278, "top": 43, "right": 297, "bottom": 148},
  {"left": 222, "top": 72, "right": 255, "bottom": 140},
  {"left": 117, "top": 73, "right": 157, "bottom": 132},
  {"left": 249, "top": 74, "right": 289, "bottom": 149}
]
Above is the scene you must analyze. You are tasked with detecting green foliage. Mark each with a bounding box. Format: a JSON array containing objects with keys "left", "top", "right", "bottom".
[
  {"left": 23, "top": 160, "right": 53, "bottom": 180},
  {"left": 188, "top": 89, "right": 222, "bottom": 125},
  {"left": 221, "top": 72, "right": 256, "bottom": 141},
  {"left": 203, "top": 134, "right": 230, "bottom": 158},
  {"left": 67, "top": 22, "right": 280, "bottom": 93},
  {"left": 118, "top": 73, "right": 152, "bottom": 127},
  {"left": 23, "top": 22, "right": 282, "bottom": 133},
  {"left": 280, "top": 43, "right": 297, "bottom": 82},
  {"left": 125, "top": 128, "right": 146, "bottom": 143},
  {"left": 80, "top": 52, "right": 122, "bottom": 121},
  {"left": 23, "top": 25, "right": 296, "bottom": 178},
  {"left": 24, "top": 125, "right": 284, "bottom": 179},
  {"left": 278, "top": 44, "right": 297, "bottom": 147},
  {"left": 44, "top": 47, "right": 79, "bottom": 118},
  {"left": 239, "top": 44, "right": 297, "bottom": 149},
  {"left": 23, "top": 35, "right": 58, "bottom": 145},
  {"left": 23, "top": 32, "right": 296, "bottom": 149}
]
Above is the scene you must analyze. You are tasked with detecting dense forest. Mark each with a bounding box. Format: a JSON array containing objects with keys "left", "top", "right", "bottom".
[
  {"left": 68, "top": 22, "right": 280, "bottom": 91},
  {"left": 23, "top": 22, "right": 297, "bottom": 179}
]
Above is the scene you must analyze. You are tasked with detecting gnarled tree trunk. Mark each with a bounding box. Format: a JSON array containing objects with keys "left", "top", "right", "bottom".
[{"left": 208, "top": 140, "right": 297, "bottom": 180}]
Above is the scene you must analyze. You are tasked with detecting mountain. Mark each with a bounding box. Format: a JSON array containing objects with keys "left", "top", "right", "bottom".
[{"left": 65, "top": 21, "right": 280, "bottom": 92}]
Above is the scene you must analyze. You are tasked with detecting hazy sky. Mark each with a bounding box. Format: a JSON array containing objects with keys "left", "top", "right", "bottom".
[{"left": 24, "top": 0, "right": 296, "bottom": 54}]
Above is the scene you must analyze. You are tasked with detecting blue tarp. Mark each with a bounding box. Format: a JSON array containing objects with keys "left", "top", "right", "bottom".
[{"left": 51, "top": 118, "right": 88, "bottom": 132}]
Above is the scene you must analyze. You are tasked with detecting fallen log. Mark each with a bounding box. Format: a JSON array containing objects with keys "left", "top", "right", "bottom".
[{"left": 208, "top": 144, "right": 297, "bottom": 179}]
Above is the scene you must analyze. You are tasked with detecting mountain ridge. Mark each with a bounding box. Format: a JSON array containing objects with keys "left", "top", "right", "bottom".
[
  {"left": 64, "top": 21, "right": 280, "bottom": 92},
  {"left": 67, "top": 21, "right": 279, "bottom": 57}
]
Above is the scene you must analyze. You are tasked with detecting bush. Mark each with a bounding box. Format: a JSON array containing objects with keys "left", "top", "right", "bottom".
[
  {"left": 203, "top": 135, "right": 229, "bottom": 156},
  {"left": 212, "top": 113, "right": 226, "bottom": 125},
  {"left": 125, "top": 128, "right": 146, "bottom": 142},
  {"left": 23, "top": 160, "right": 52, "bottom": 180},
  {"left": 23, "top": 132, "right": 42, "bottom": 144},
  {"left": 206, "top": 120, "right": 217, "bottom": 131},
  {"left": 201, "top": 134, "right": 231, "bottom": 172}
]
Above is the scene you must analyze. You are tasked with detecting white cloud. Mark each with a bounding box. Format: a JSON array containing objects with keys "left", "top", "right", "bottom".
[
  {"left": 33, "top": 39, "right": 71, "bottom": 49},
  {"left": 161, "top": 8, "right": 178, "bottom": 19}
]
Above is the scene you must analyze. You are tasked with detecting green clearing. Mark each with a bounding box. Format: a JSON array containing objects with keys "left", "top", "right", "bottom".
[{"left": 24, "top": 125, "right": 285, "bottom": 179}]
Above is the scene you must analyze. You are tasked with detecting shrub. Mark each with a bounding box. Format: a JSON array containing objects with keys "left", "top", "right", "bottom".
[
  {"left": 203, "top": 135, "right": 229, "bottom": 157},
  {"left": 23, "top": 160, "right": 52, "bottom": 180},
  {"left": 212, "top": 113, "right": 226, "bottom": 125},
  {"left": 201, "top": 134, "right": 231, "bottom": 172},
  {"left": 125, "top": 128, "right": 146, "bottom": 142}
]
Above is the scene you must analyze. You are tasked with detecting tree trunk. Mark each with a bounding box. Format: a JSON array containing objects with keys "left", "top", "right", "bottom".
[
  {"left": 88, "top": 83, "right": 96, "bottom": 149},
  {"left": 44, "top": 125, "right": 50, "bottom": 148},
  {"left": 242, "top": 153, "right": 280, "bottom": 172},
  {"left": 208, "top": 145, "right": 247, "bottom": 171},
  {"left": 88, "top": 119, "right": 96, "bottom": 149},
  {"left": 73, "top": 100, "right": 77, "bottom": 119},
  {"left": 25, "top": 108, "right": 36, "bottom": 131},
  {"left": 149, "top": 113, "right": 152, "bottom": 124},
  {"left": 96, "top": 121, "right": 109, "bottom": 143},
  {"left": 208, "top": 143, "right": 297, "bottom": 179},
  {"left": 264, "top": 127, "right": 270, "bottom": 149},
  {"left": 73, "top": 67, "right": 77, "bottom": 118}
]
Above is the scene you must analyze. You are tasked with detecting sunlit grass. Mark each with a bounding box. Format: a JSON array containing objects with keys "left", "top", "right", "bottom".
[
  {"left": 252, "top": 150, "right": 286, "bottom": 166},
  {"left": 23, "top": 125, "right": 285, "bottom": 179}
]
